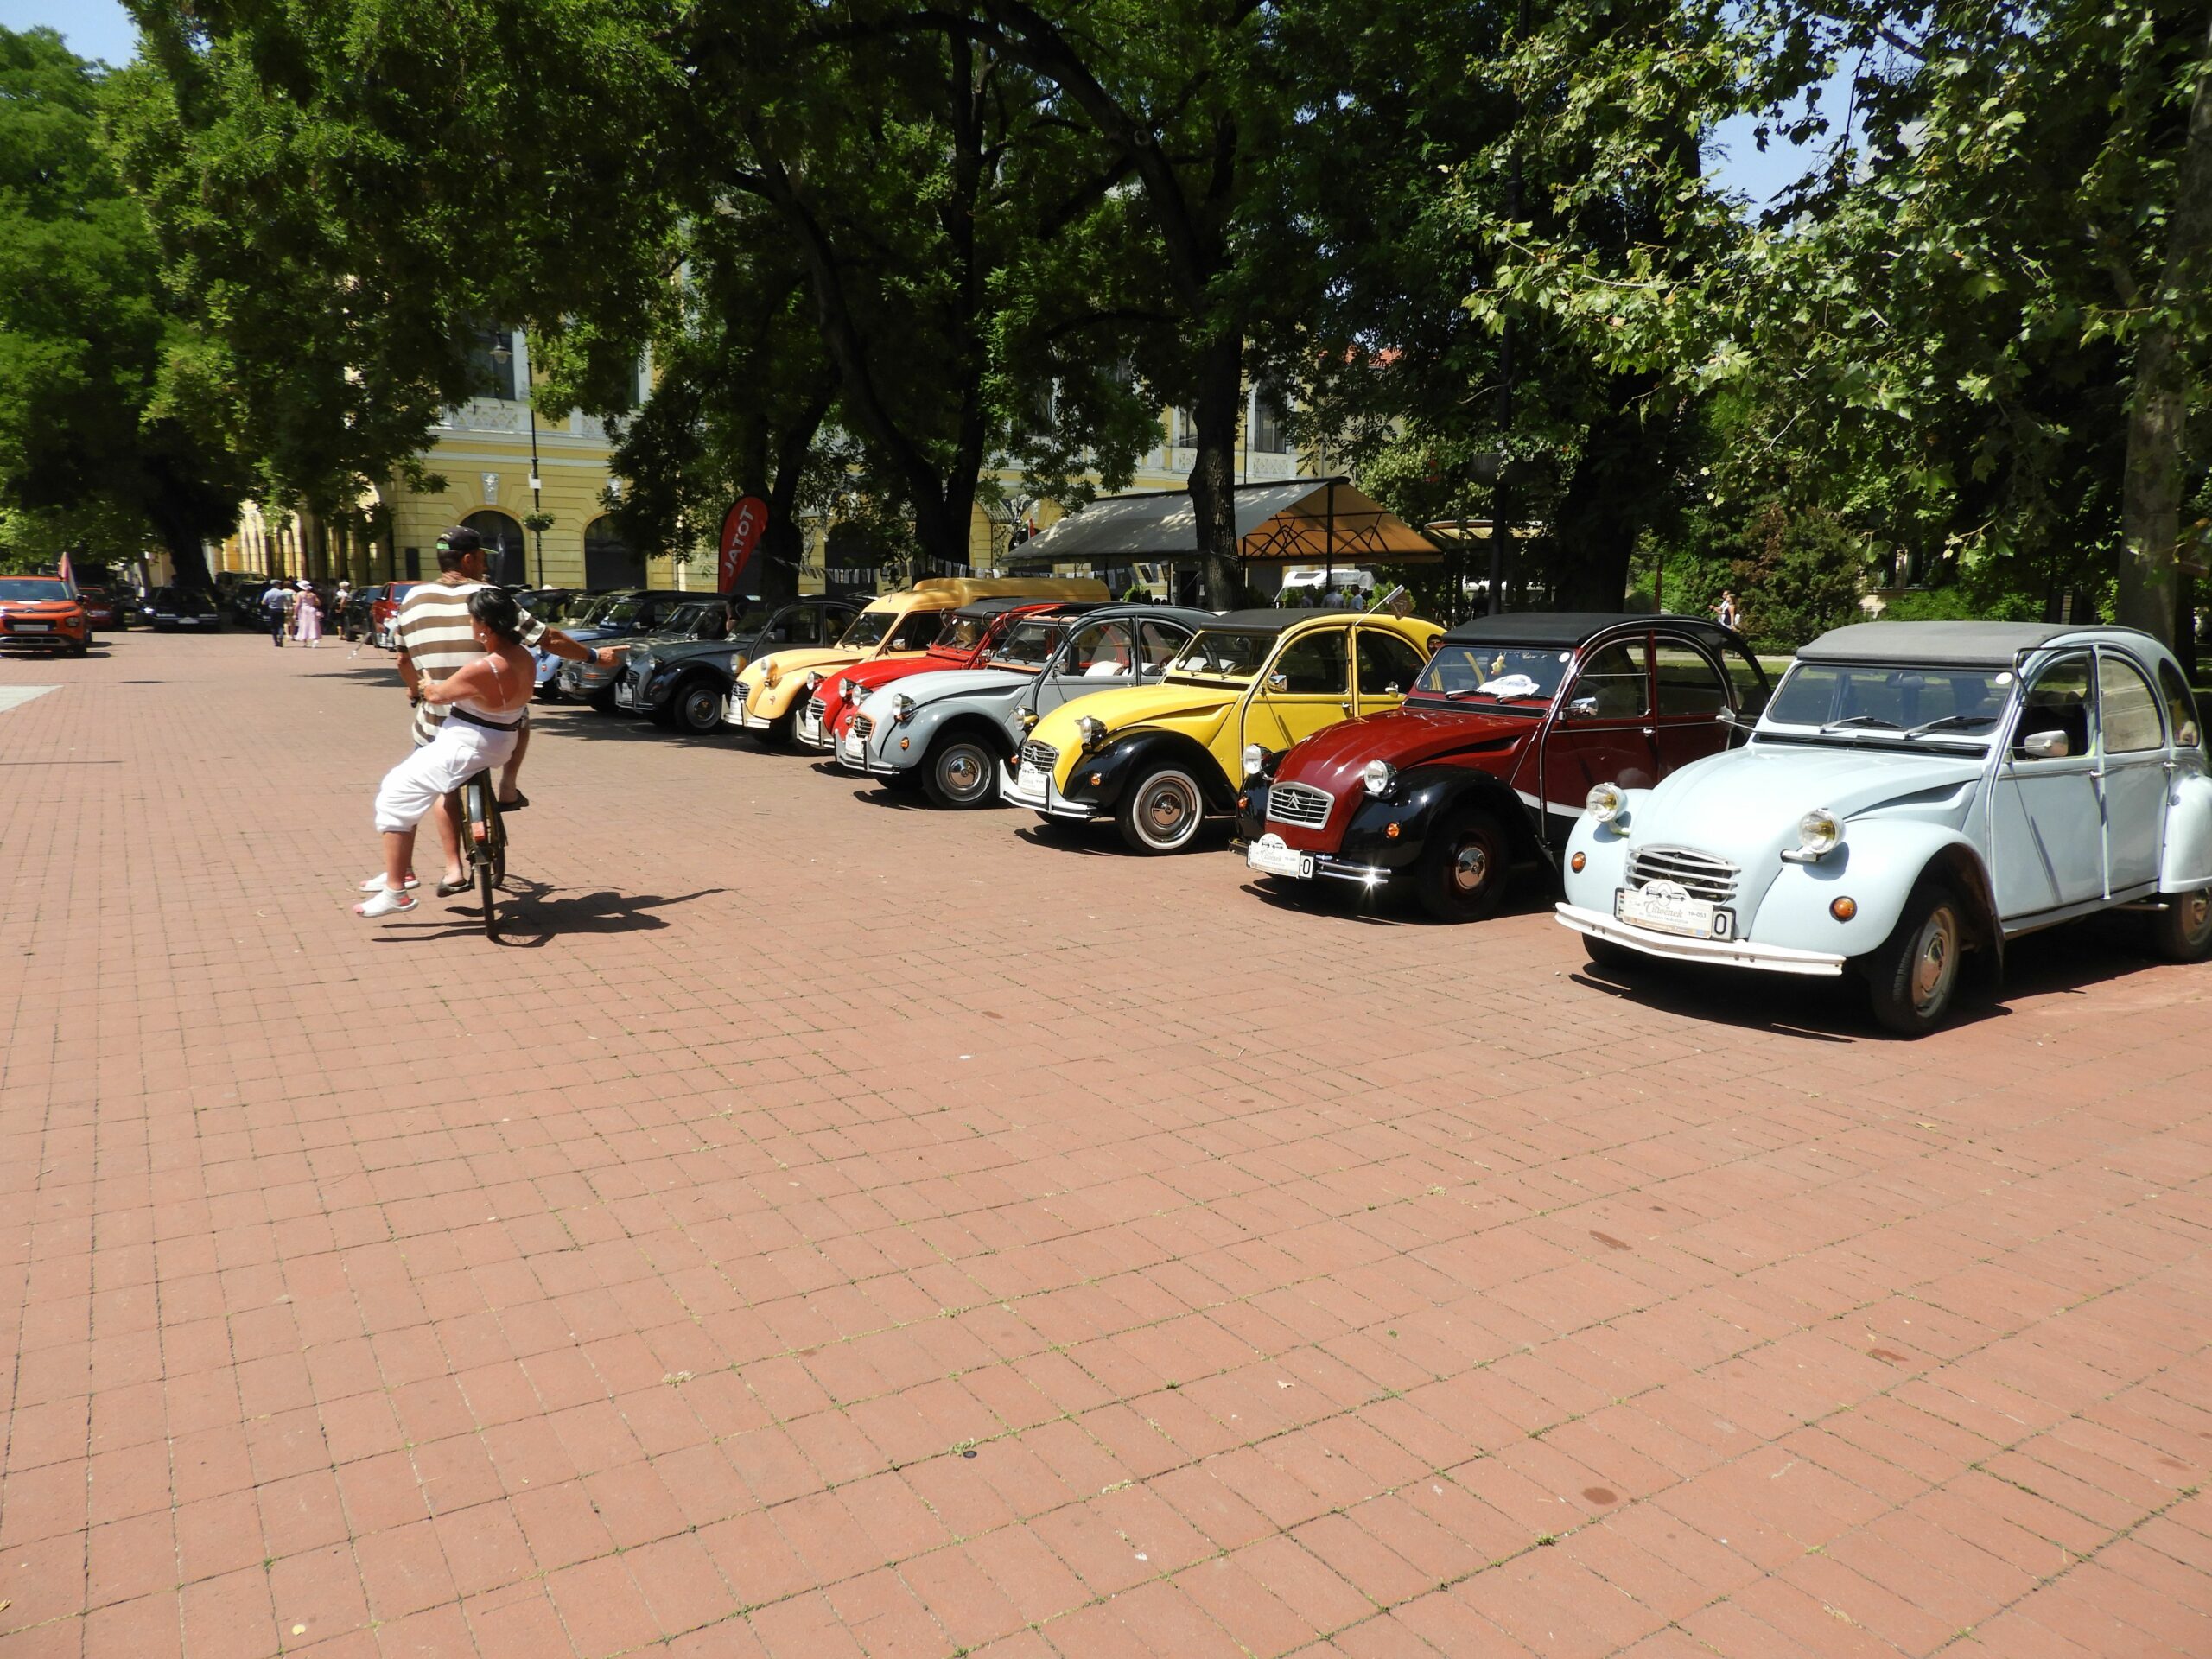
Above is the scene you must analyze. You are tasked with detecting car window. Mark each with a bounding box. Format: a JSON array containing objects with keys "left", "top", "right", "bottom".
[
  {"left": 2017, "top": 656, "right": 2093, "bottom": 757},
  {"left": 2099, "top": 654, "right": 2164, "bottom": 753},
  {"left": 1139, "top": 620, "right": 1192, "bottom": 669},
  {"left": 1356, "top": 629, "right": 1428, "bottom": 696},
  {"left": 1655, "top": 641, "right": 1727, "bottom": 715},
  {"left": 1269, "top": 629, "right": 1350, "bottom": 696},
  {"left": 887, "top": 609, "right": 941, "bottom": 651},
  {"left": 933, "top": 612, "right": 995, "bottom": 653},
  {"left": 1568, "top": 640, "right": 1649, "bottom": 719},
  {"left": 1065, "top": 620, "right": 1135, "bottom": 675},
  {"left": 2158, "top": 661, "right": 2203, "bottom": 750},
  {"left": 992, "top": 619, "right": 1061, "bottom": 668},
  {"left": 1725, "top": 645, "right": 1770, "bottom": 714}
]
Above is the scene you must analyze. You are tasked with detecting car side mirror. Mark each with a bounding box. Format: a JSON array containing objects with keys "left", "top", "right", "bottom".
[
  {"left": 1266, "top": 671, "right": 1288, "bottom": 692},
  {"left": 1567, "top": 696, "right": 1599, "bottom": 721},
  {"left": 2021, "top": 728, "right": 2070, "bottom": 760}
]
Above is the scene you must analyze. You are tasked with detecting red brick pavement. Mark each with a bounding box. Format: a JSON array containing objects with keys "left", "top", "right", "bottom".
[{"left": 2, "top": 631, "right": 2208, "bottom": 1658}]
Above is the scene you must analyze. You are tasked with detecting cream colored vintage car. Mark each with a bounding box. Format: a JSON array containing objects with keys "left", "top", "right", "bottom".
[{"left": 728, "top": 576, "right": 1107, "bottom": 744}]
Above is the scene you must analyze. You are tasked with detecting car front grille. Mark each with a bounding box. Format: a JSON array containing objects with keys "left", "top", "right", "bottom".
[
  {"left": 1265, "top": 782, "right": 1332, "bottom": 829},
  {"left": 852, "top": 715, "right": 874, "bottom": 741},
  {"left": 806, "top": 695, "right": 825, "bottom": 723},
  {"left": 1629, "top": 845, "right": 1739, "bottom": 904},
  {"left": 1020, "top": 740, "right": 1058, "bottom": 772}
]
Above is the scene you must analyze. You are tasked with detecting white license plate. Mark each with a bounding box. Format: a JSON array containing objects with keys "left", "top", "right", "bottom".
[
  {"left": 614, "top": 683, "right": 633, "bottom": 707},
  {"left": 1017, "top": 762, "right": 1047, "bottom": 791},
  {"left": 16, "top": 623, "right": 50, "bottom": 632},
  {"left": 839, "top": 735, "right": 865, "bottom": 764},
  {"left": 1616, "top": 884, "right": 1733, "bottom": 939},
  {"left": 1248, "top": 833, "right": 1313, "bottom": 880}
]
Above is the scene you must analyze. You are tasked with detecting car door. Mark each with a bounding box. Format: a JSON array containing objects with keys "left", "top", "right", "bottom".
[
  {"left": 1541, "top": 632, "right": 1656, "bottom": 831},
  {"left": 1242, "top": 625, "right": 1353, "bottom": 756},
  {"left": 2096, "top": 648, "right": 2167, "bottom": 896},
  {"left": 1036, "top": 618, "right": 1141, "bottom": 720},
  {"left": 1992, "top": 652, "right": 2105, "bottom": 917},
  {"left": 1138, "top": 619, "right": 1194, "bottom": 684},
  {"left": 1650, "top": 634, "right": 1736, "bottom": 776},
  {"left": 1352, "top": 627, "right": 1430, "bottom": 718}
]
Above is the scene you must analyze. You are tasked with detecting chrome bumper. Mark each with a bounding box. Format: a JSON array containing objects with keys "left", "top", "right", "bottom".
[
  {"left": 1554, "top": 903, "right": 1847, "bottom": 976},
  {"left": 730, "top": 690, "right": 772, "bottom": 730},
  {"left": 796, "top": 707, "right": 827, "bottom": 748},
  {"left": 998, "top": 760, "right": 1093, "bottom": 819}
]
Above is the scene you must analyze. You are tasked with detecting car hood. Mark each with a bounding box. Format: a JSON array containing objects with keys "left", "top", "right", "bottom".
[
  {"left": 1274, "top": 704, "right": 1534, "bottom": 793},
  {"left": 1029, "top": 680, "right": 1236, "bottom": 749},
  {"left": 829, "top": 652, "right": 958, "bottom": 696},
  {"left": 740, "top": 645, "right": 868, "bottom": 687},
  {"left": 883, "top": 666, "right": 1034, "bottom": 709}
]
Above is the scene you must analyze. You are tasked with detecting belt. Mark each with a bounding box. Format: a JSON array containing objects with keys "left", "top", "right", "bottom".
[{"left": 447, "top": 706, "right": 522, "bottom": 733}]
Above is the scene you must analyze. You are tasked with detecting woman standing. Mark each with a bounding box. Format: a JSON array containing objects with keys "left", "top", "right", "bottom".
[{"left": 294, "top": 580, "right": 323, "bottom": 647}]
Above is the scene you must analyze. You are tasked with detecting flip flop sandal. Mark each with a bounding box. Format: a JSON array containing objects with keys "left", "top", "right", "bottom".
[
  {"left": 360, "top": 874, "right": 420, "bottom": 893},
  {"left": 435, "top": 874, "right": 474, "bottom": 897},
  {"left": 354, "top": 887, "right": 418, "bottom": 918},
  {"left": 497, "top": 792, "right": 529, "bottom": 811}
]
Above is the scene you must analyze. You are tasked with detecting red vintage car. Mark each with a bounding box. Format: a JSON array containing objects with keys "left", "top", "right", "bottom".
[
  {"left": 371, "top": 581, "right": 421, "bottom": 649},
  {"left": 0, "top": 575, "right": 90, "bottom": 656},
  {"left": 800, "top": 598, "right": 1094, "bottom": 754},
  {"left": 1237, "top": 612, "right": 1770, "bottom": 919}
]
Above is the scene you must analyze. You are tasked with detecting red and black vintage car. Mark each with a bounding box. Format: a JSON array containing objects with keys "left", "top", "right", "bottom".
[{"left": 1237, "top": 612, "right": 1770, "bottom": 919}]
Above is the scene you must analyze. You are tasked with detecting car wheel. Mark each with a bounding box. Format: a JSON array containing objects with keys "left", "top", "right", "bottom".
[
  {"left": 925, "top": 737, "right": 998, "bottom": 809},
  {"left": 766, "top": 704, "right": 798, "bottom": 747},
  {"left": 2147, "top": 886, "right": 2212, "bottom": 963},
  {"left": 1116, "top": 766, "right": 1206, "bottom": 854},
  {"left": 1864, "top": 880, "right": 1966, "bottom": 1036},
  {"left": 588, "top": 686, "right": 620, "bottom": 714},
  {"left": 1414, "top": 809, "right": 1510, "bottom": 921},
  {"left": 1582, "top": 935, "right": 1640, "bottom": 973},
  {"left": 674, "top": 679, "right": 724, "bottom": 734}
]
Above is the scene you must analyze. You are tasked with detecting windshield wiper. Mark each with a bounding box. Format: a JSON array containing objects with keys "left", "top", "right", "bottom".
[
  {"left": 1819, "top": 715, "right": 1902, "bottom": 734},
  {"left": 1903, "top": 713, "right": 1999, "bottom": 738},
  {"left": 1440, "top": 686, "right": 1546, "bottom": 702}
]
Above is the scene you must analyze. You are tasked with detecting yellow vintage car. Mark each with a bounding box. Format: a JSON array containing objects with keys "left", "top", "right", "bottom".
[
  {"left": 1005, "top": 607, "right": 1442, "bottom": 852},
  {"left": 728, "top": 576, "right": 1107, "bottom": 744}
]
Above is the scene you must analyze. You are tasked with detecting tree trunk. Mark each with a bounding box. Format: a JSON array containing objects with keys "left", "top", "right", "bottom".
[
  {"left": 1550, "top": 379, "right": 1662, "bottom": 608},
  {"left": 1187, "top": 331, "right": 1245, "bottom": 608},
  {"left": 147, "top": 499, "right": 213, "bottom": 593},
  {"left": 2119, "top": 14, "right": 2212, "bottom": 645}
]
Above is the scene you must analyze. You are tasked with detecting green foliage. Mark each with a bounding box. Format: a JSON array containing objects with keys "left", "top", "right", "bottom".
[{"left": 1726, "top": 500, "right": 1868, "bottom": 651}]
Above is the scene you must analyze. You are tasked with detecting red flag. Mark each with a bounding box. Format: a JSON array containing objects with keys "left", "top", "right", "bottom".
[
  {"left": 718, "top": 497, "right": 768, "bottom": 594},
  {"left": 58, "top": 550, "right": 76, "bottom": 594}
]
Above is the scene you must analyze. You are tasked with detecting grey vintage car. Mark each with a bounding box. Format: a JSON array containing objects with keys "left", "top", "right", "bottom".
[
  {"left": 837, "top": 604, "right": 1215, "bottom": 806},
  {"left": 616, "top": 596, "right": 861, "bottom": 733}
]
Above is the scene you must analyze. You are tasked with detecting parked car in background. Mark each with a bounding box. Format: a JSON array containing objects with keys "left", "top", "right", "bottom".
[
  {"left": 75, "top": 585, "right": 128, "bottom": 630},
  {"left": 1239, "top": 613, "right": 1768, "bottom": 919},
  {"left": 340, "top": 583, "right": 383, "bottom": 641},
  {"left": 620, "top": 596, "right": 862, "bottom": 734},
  {"left": 1557, "top": 621, "right": 2212, "bottom": 1033},
  {"left": 1007, "top": 607, "right": 1443, "bottom": 853},
  {"left": 0, "top": 575, "right": 91, "bottom": 654},
  {"left": 533, "top": 590, "right": 698, "bottom": 699},
  {"left": 730, "top": 577, "right": 1108, "bottom": 745},
  {"left": 142, "top": 586, "right": 224, "bottom": 633},
  {"left": 805, "top": 598, "right": 1096, "bottom": 754},
  {"left": 218, "top": 573, "right": 267, "bottom": 625},
  {"left": 844, "top": 603, "right": 1213, "bottom": 806},
  {"left": 561, "top": 597, "right": 740, "bottom": 710},
  {"left": 372, "top": 581, "right": 421, "bottom": 648}
]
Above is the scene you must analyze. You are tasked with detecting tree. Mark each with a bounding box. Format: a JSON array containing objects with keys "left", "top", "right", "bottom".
[{"left": 0, "top": 27, "right": 245, "bottom": 586}]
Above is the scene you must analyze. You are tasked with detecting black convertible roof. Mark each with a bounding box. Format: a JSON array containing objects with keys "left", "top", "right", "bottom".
[
  {"left": 947, "top": 596, "right": 1097, "bottom": 620},
  {"left": 1205, "top": 607, "right": 1364, "bottom": 632},
  {"left": 1796, "top": 621, "right": 2154, "bottom": 667},
  {"left": 1440, "top": 611, "right": 1735, "bottom": 647}
]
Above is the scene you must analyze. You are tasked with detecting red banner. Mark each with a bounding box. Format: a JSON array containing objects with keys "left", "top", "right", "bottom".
[{"left": 718, "top": 497, "right": 768, "bottom": 594}]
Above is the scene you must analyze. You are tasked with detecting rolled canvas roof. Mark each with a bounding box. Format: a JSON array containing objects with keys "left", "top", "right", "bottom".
[
  {"left": 1796, "top": 621, "right": 2138, "bottom": 667},
  {"left": 1007, "top": 478, "right": 1440, "bottom": 568}
]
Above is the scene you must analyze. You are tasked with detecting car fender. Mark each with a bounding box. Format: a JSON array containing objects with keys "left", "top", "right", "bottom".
[
  {"left": 920, "top": 709, "right": 1016, "bottom": 764},
  {"left": 1341, "top": 766, "right": 1544, "bottom": 873},
  {"left": 1560, "top": 798, "right": 1641, "bottom": 909},
  {"left": 2162, "top": 766, "right": 2212, "bottom": 891},
  {"left": 658, "top": 662, "right": 732, "bottom": 703},
  {"left": 1065, "top": 729, "right": 1234, "bottom": 815},
  {"left": 1749, "top": 820, "right": 1998, "bottom": 963}
]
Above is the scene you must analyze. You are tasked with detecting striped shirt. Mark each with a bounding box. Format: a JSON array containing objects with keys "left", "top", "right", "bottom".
[{"left": 393, "top": 578, "right": 547, "bottom": 746}]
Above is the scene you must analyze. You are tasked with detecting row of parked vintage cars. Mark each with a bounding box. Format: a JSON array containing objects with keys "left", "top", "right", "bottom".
[{"left": 514, "top": 576, "right": 2212, "bottom": 1035}]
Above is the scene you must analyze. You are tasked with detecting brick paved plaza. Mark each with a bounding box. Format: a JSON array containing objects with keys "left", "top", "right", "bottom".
[{"left": 2, "top": 632, "right": 2208, "bottom": 1658}]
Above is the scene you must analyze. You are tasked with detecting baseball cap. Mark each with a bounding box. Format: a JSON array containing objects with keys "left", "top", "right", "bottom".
[{"left": 437, "top": 527, "right": 482, "bottom": 554}]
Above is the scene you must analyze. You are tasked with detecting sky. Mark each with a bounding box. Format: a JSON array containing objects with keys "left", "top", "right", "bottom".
[{"left": 4, "top": 0, "right": 1823, "bottom": 208}]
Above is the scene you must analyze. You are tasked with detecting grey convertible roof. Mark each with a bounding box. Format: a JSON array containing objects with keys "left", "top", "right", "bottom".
[
  {"left": 1440, "top": 611, "right": 1737, "bottom": 647},
  {"left": 1796, "top": 621, "right": 2155, "bottom": 668}
]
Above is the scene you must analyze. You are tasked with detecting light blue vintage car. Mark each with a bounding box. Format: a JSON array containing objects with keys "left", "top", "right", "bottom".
[
  {"left": 836, "top": 604, "right": 1214, "bottom": 806},
  {"left": 1557, "top": 621, "right": 2212, "bottom": 1033}
]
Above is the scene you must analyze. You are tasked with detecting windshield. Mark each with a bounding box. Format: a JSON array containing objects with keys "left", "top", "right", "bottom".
[
  {"left": 931, "top": 613, "right": 996, "bottom": 654},
  {"left": 659, "top": 603, "right": 724, "bottom": 638},
  {"left": 0, "top": 579, "right": 67, "bottom": 602},
  {"left": 596, "top": 597, "right": 648, "bottom": 627},
  {"left": 989, "top": 620, "right": 1063, "bottom": 669},
  {"left": 1764, "top": 662, "right": 2013, "bottom": 738},
  {"left": 1169, "top": 628, "right": 1276, "bottom": 682},
  {"left": 838, "top": 607, "right": 899, "bottom": 649},
  {"left": 1411, "top": 644, "right": 1572, "bottom": 710}
]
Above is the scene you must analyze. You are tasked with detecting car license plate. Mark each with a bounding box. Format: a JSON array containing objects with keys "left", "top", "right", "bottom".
[
  {"left": 18, "top": 622, "right": 51, "bottom": 632},
  {"left": 1247, "top": 833, "right": 1313, "bottom": 880},
  {"left": 839, "top": 734, "right": 864, "bottom": 765},
  {"left": 614, "top": 682, "right": 633, "bottom": 707},
  {"left": 1616, "top": 882, "right": 1733, "bottom": 940},
  {"left": 1016, "top": 762, "right": 1047, "bottom": 791},
  {"left": 177, "top": 618, "right": 196, "bottom": 626}
]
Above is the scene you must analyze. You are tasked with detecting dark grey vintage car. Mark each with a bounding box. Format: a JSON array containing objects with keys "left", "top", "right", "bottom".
[
  {"left": 616, "top": 597, "right": 863, "bottom": 734},
  {"left": 837, "top": 604, "right": 1216, "bottom": 806}
]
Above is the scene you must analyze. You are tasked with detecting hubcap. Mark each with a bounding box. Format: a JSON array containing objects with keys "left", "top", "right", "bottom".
[
  {"left": 943, "top": 750, "right": 982, "bottom": 796},
  {"left": 2185, "top": 890, "right": 2212, "bottom": 938},
  {"left": 1911, "top": 906, "right": 1958, "bottom": 1013},
  {"left": 684, "top": 690, "right": 717, "bottom": 726},
  {"left": 1143, "top": 779, "right": 1194, "bottom": 841},
  {"left": 1451, "top": 841, "right": 1490, "bottom": 893}
]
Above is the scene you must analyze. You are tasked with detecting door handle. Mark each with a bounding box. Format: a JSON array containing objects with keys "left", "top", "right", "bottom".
[
  {"left": 1641, "top": 727, "right": 1656, "bottom": 738},
  {"left": 1340, "top": 702, "right": 1352, "bottom": 715}
]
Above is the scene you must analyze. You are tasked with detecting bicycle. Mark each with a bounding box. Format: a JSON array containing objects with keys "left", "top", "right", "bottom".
[{"left": 455, "top": 772, "right": 507, "bottom": 938}]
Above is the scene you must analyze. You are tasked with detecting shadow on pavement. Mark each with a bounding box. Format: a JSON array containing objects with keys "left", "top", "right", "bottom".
[{"left": 371, "top": 880, "right": 728, "bottom": 947}]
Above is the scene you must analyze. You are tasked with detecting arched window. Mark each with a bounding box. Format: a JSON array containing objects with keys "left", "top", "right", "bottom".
[
  {"left": 463, "top": 511, "right": 527, "bottom": 586},
  {"left": 584, "top": 517, "right": 645, "bottom": 590}
]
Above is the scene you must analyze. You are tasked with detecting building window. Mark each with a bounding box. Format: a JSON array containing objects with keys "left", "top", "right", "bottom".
[
  {"left": 404, "top": 546, "right": 421, "bottom": 579},
  {"left": 464, "top": 511, "right": 527, "bottom": 586},
  {"left": 584, "top": 516, "right": 645, "bottom": 590},
  {"left": 468, "top": 325, "right": 519, "bottom": 403},
  {"left": 1250, "top": 385, "right": 1288, "bottom": 454},
  {"left": 1172, "top": 408, "right": 1196, "bottom": 448}
]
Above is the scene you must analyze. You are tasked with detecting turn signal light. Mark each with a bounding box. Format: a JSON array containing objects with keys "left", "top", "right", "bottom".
[
  {"left": 1089, "top": 772, "right": 1103, "bottom": 787},
  {"left": 1570, "top": 851, "right": 1586, "bottom": 873},
  {"left": 1830, "top": 896, "right": 1857, "bottom": 921},
  {"left": 1384, "top": 823, "right": 1401, "bottom": 840}
]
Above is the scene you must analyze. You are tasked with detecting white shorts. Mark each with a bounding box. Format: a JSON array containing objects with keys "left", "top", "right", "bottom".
[{"left": 373, "top": 718, "right": 518, "bottom": 834}]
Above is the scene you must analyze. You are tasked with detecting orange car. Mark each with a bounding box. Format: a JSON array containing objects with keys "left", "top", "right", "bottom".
[{"left": 0, "top": 575, "right": 89, "bottom": 656}]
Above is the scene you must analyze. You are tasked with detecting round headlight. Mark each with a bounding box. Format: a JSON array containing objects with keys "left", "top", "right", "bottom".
[
  {"left": 1242, "top": 744, "right": 1267, "bottom": 780},
  {"left": 1797, "top": 808, "right": 1841, "bottom": 856},
  {"left": 1363, "top": 759, "right": 1396, "bottom": 798},
  {"left": 1586, "top": 782, "right": 1626, "bottom": 823},
  {"left": 1076, "top": 715, "right": 1107, "bottom": 749},
  {"left": 763, "top": 662, "right": 780, "bottom": 684},
  {"left": 732, "top": 654, "right": 748, "bottom": 674},
  {"left": 805, "top": 670, "right": 823, "bottom": 690},
  {"left": 892, "top": 692, "right": 916, "bottom": 722}
]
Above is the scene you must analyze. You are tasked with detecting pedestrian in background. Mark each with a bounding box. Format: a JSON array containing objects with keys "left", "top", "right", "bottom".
[
  {"left": 1713, "top": 590, "right": 1739, "bottom": 631},
  {"left": 294, "top": 580, "right": 323, "bottom": 647},
  {"left": 261, "top": 581, "right": 289, "bottom": 646}
]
